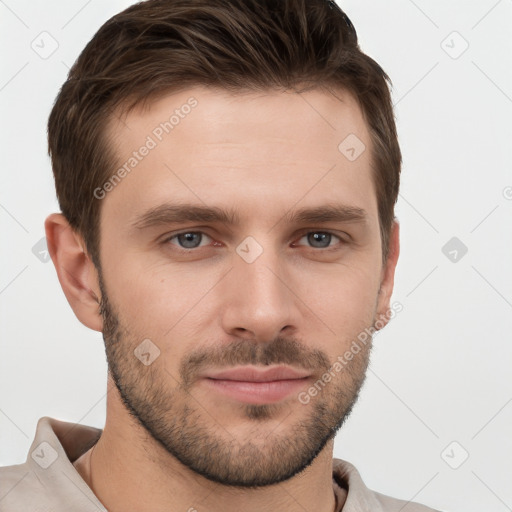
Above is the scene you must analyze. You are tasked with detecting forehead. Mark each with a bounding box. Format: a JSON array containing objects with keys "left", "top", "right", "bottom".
[{"left": 102, "top": 86, "right": 377, "bottom": 230}]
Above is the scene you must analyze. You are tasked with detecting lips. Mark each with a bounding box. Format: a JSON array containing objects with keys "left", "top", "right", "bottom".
[
  {"left": 204, "top": 366, "right": 311, "bottom": 382},
  {"left": 201, "top": 366, "right": 311, "bottom": 405}
]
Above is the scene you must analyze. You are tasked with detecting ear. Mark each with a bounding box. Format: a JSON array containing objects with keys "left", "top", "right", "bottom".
[
  {"left": 374, "top": 219, "right": 400, "bottom": 330},
  {"left": 44, "top": 213, "right": 103, "bottom": 332}
]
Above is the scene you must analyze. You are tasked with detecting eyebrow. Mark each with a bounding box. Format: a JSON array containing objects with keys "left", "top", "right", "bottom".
[{"left": 131, "top": 202, "right": 368, "bottom": 231}]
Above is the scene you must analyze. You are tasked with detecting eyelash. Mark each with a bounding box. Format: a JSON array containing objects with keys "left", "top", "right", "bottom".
[{"left": 161, "top": 230, "right": 347, "bottom": 253}]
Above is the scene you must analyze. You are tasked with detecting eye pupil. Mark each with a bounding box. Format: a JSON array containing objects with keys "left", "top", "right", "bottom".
[
  {"left": 178, "top": 232, "right": 201, "bottom": 248},
  {"left": 308, "top": 232, "right": 331, "bottom": 248}
]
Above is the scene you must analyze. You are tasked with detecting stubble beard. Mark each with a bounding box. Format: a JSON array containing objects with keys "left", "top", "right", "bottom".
[{"left": 98, "top": 273, "right": 372, "bottom": 487}]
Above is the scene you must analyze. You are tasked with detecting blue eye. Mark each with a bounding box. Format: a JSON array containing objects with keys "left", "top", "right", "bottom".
[
  {"left": 167, "top": 231, "right": 212, "bottom": 249},
  {"left": 296, "top": 231, "right": 342, "bottom": 249},
  {"left": 163, "top": 230, "right": 345, "bottom": 252}
]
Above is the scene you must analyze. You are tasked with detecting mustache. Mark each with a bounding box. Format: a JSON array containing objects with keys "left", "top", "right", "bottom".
[{"left": 179, "top": 337, "right": 331, "bottom": 387}]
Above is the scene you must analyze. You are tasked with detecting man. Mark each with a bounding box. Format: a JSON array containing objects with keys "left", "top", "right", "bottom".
[{"left": 0, "top": 0, "right": 441, "bottom": 510}]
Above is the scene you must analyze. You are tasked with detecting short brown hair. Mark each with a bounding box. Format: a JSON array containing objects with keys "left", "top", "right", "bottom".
[{"left": 48, "top": 0, "right": 401, "bottom": 268}]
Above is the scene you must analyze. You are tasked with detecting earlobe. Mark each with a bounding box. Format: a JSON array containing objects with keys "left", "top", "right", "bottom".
[
  {"left": 44, "top": 213, "right": 103, "bottom": 332},
  {"left": 374, "top": 220, "right": 400, "bottom": 330}
]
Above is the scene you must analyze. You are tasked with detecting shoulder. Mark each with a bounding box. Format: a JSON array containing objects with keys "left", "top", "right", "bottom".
[
  {"left": 332, "top": 458, "right": 443, "bottom": 512},
  {"left": 0, "top": 416, "right": 105, "bottom": 512},
  {"left": 0, "top": 460, "right": 53, "bottom": 511},
  {"left": 373, "top": 490, "right": 442, "bottom": 512}
]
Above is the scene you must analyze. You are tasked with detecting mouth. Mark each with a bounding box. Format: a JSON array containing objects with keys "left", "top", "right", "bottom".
[{"left": 200, "top": 366, "right": 312, "bottom": 405}]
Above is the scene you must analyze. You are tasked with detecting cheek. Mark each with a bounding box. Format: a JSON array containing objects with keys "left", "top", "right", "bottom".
[
  {"left": 102, "top": 254, "right": 224, "bottom": 340},
  {"left": 303, "top": 263, "right": 381, "bottom": 334},
  {"left": 303, "top": 262, "right": 379, "bottom": 314},
  {"left": 101, "top": 238, "right": 382, "bottom": 354}
]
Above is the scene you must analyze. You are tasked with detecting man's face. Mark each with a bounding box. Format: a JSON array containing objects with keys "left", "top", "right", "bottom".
[{"left": 97, "top": 86, "right": 391, "bottom": 486}]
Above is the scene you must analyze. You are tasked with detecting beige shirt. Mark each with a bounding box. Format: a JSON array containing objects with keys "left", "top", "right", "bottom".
[{"left": 0, "top": 416, "right": 440, "bottom": 511}]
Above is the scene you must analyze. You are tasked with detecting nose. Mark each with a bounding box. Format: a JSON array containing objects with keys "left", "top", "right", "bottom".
[{"left": 220, "top": 241, "right": 300, "bottom": 343}]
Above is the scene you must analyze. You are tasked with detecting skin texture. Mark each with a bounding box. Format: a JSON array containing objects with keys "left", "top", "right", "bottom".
[{"left": 45, "top": 86, "right": 400, "bottom": 512}]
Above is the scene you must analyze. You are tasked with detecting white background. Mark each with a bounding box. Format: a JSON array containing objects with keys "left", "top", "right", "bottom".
[{"left": 1, "top": 1, "right": 511, "bottom": 511}]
